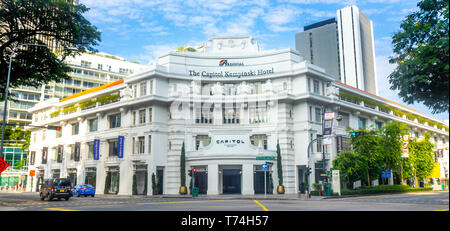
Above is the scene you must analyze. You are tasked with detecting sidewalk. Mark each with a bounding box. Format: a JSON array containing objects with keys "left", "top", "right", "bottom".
[{"left": 96, "top": 193, "right": 326, "bottom": 201}]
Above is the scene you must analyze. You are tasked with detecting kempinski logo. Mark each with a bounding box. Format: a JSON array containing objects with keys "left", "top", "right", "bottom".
[{"left": 219, "top": 59, "right": 244, "bottom": 66}]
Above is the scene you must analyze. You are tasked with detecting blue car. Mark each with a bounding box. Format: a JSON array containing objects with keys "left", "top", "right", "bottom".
[{"left": 72, "top": 184, "right": 96, "bottom": 197}]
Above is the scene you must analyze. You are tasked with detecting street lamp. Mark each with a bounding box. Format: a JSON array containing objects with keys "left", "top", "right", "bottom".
[
  {"left": 1, "top": 43, "right": 50, "bottom": 159},
  {"left": 305, "top": 104, "right": 342, "bottom": 196},
  {"left": 1, "top": 44, "right": 79, "bottom": 158}
]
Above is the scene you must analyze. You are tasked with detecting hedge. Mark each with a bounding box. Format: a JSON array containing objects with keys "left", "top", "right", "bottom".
[{"left": 310, "top": 185, "right": 432, "bottom": 196}]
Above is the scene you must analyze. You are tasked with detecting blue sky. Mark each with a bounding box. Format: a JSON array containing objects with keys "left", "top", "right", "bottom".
[{"left": 78, "top": 0, "right": 449, "bottom": 122}]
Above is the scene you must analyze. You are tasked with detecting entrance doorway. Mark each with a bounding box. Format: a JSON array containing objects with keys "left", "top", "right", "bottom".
[
  {"left": 254, "top": 171, "right": 273, "bottom": 194},
  {"left": 85, "top": 167, "right": 96, "bottom": 187},
  {"left": 133, "top": 165, "right": 147, "bottom": 195},
  {"left": 222, "top": 169, "right": 241, "bottom": 194},
  {"left": 105, "top": 167, "right": 119, "bottom": 194},
  {"left": 156, "top": 167, "right": 164, "bottom": 195},
  {"left": 192, "top": 167, "right": 208, "bottom": 194}
]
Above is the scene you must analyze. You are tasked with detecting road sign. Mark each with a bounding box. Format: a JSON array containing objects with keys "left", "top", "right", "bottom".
[
  {"left": 265, "top": 162, "right": 273, "bottom": 165},
  {"left": 262, "top": 164, "right": 268, "bottom": 171},
  {"left": 0, "top": 157, "right": 9, "bottom": 174},
  {"left": 381, "top": 170, "right": 392, "bottom": 179},
  {"left": 256, "top": 156, "right": 275, "bottom": 160}
]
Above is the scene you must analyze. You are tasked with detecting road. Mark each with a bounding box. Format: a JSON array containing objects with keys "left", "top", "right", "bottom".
[{"left": 0, "top": 191, "right": 448, "bottom": 212}]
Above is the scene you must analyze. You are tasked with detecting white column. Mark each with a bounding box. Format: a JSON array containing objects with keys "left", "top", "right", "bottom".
[
  {"left": 242, "top": 164, "right": 254, "bottom": 195},
  {"left": 207, "top": 164, "right": 219, "bottom": 195}
]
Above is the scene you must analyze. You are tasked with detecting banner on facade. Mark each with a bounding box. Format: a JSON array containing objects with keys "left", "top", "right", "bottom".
[
  {"left": 94, "top": 139, "right": 100, "bottom": 160},
  {"left": 323, "top": 119, "right": 333, "bottom": 136},
  {"left": 118, "top": 136, "right": 124, "bottom": 158},
  {"left": 401, "top": 140, "right": 409, "bottom": 158}
]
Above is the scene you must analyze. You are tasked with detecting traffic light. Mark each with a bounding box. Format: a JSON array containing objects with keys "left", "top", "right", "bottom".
[
  {"left": 46, "top": 125, "right": 62, "bottom": 131},
  {"left": 188, "top": 169, "right": 192, "bottom": 177},
  {"left": 193, "top": 168, "right": 197, "bottom": 173},
  {"left": 306, "top": 167, "right": 312, "bottom": 175},
  {"left": 351, "top": 131, "right": 364, "bottom": 137}
]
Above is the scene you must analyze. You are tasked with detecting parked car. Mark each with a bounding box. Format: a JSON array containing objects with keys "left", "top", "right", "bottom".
[
  {"left": 39, "top": 178, "right": 73, "bottom": 201},
  {"left": 72, "top": 184, "right": 95, "bottom": 197}
]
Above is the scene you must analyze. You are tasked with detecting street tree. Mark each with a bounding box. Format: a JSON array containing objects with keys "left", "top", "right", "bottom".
[
  {"left": 403, "top": 133, "right": 435, "bottom": 186},
  {"left": 349, "top": 126, "right": 382, "bottom": 186},
  {"left": 332, "top": 151, "right": 368, "bottom": 189},
  {"left": 388, "top": 0, "right": 449, "bottom": 113},
  {"left": 0, "top": 0, "right": 101, "bottom": 99},
  {"left": 379, "top": 122, "right": 409, "bottom": 174}
]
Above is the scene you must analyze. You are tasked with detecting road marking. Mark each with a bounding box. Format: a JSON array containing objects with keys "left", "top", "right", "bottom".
[
  {"left": 433, "top": 209, "right": 449, "bottom": 211},
  {"left": 253, "top": 200, "right": 269, "bottom": 211},
  {"left": 44, "top": 208, "right": 79, "bottom": 211},
  {"left": 137, "top": 200, "right": 228, "bottom": 205}
]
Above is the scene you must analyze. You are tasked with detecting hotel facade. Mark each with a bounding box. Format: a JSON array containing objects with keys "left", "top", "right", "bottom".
[{"left": 25, "top": 36, "right": 449, "bottom": 195}]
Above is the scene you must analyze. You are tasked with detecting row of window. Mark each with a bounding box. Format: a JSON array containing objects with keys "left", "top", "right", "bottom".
[
  {"left": 80, "top": 60, "right": 133, "bottom": 75},
  {"left": 308, "top": 106, "right": 384, "bottom": 130}
]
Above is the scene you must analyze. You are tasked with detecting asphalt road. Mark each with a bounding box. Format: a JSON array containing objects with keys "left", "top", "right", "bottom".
[{"left": 0, "top": 191, "right": 448, "bottom": 212}]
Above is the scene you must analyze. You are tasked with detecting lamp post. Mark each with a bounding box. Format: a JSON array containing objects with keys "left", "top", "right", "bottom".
[
  {"left": 1, "top": 43, "right": 49, "bottom": 159},
  {"left": 305, "top": 104, "right": 342, "bottom": 196},
  {"left": 1, "top": 44, "right": 78, "bottom": 159}
]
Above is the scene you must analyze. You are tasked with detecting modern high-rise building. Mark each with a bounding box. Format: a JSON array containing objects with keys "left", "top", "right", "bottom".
[
  {"left": 296, "top": 5, "right": 378, "bottom": 95},
  {"left": 2, "top": 52, "right": 146, "bottom": 126}
]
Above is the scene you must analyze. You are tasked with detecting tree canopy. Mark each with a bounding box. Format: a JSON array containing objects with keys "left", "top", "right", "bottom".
[
  {"left": 388, "top": 0, "right": 449, "bottom": 114},
  {"left": 0, "top": 0, "right": 101, "bottom": 99}
]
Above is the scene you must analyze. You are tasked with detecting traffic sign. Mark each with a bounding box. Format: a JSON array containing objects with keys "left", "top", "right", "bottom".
[
  {"left": 262, "top": 164, "right": 268, "bottom": 171},
  {"left": 0, "top": 157, "right": 9, "bottom": 174},
  {"left": 256, "top": 156, "right": 275, "bottom": 160},
  {"left": 265, "top": 162, "right": 273, "bottom": 165}
]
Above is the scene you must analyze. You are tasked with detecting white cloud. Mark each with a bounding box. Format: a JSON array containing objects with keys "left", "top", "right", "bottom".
[{"left": 263, "top": 6, "right": 302, "bottom": 32}]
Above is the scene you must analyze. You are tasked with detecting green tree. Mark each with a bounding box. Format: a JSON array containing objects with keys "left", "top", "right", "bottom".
[
  {"left": 379, "top": 122, "right": 408, "bottom": 174},
  {"left": 348, "top": 126, "right": 382, "bottom": 186},
  {"left": 276, "top": 142, "right": 283, "bottom": 186},
  {"left": 0, "top": 0, "right": 101, "bottom": 98},
  {"left": 404, "top": 133, "right": 435, "bottom": 185},
  {"left": 180, "top": 142, "right": 186, "bottom": 187},
  {"left": 332, "top": 151, "right": 368, "bottom": 189},
  {"left": 388, "top": 0, "right": 449, "bottom": 113}
]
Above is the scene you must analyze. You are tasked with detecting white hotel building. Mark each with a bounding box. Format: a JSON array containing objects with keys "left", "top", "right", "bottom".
[{"left": 25, "top": 36, "right": 449, "bottom": 195}]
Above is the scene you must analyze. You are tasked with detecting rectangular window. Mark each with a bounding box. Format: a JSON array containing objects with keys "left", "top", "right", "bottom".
[
  {"left": 88, "top": 142, "right": 94, "bottom": 160},
  {"left": 358, "top": 117, "right": 367, "bottom": 129},
  {"left": 375, "top": 121, "right": 383, "bottom": 130},
  {"left": 108, "top": 139, "right": 118, "bottom": 157},
  {"left": 108, "top": 113, "right": 121, "bottom": 128},
  {"left": 138, "top": 137, "right": 145, "bottom": 154},
  {"left": 81, "top": 60, "right": 91, "bottom": 68},
  {"left": 317, "top": 135, "right": 323, "bottom": 153},
  {"left": 88, "top": 118, "right": 98, "bottom": 132},
  {"left": 313, "top": 80, "right": 320, "bottom": 94},
  {"left": 315, "top": 108, "right": 322, "bottom": 122},
  {"left": 72, "top": 122, "right": 79, "bottom": 135},
  {"left": 250, "top": 135, "right": 268, "bottom": 150},
  {"left": 338, "top": 112, "right": 349, "bottom": 128},
  {"left": 139, "top": 109, "right": 146, "bottom": 124},
  {"left": 140, "top": 82, "right": 147, "bottom": 96}
]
